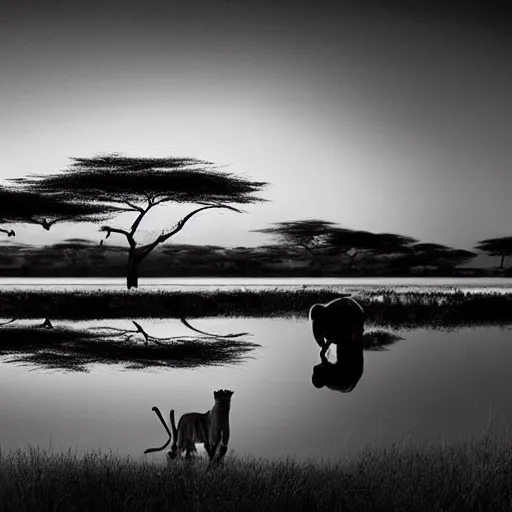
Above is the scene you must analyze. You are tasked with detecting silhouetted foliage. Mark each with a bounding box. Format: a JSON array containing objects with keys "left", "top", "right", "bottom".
[
  {"left": 12, "top": 154, "right": 269, "bottom": 288},
  {"left": 475, "top": 237, "right": 512, "bottom": 269},
  {"left": 253, "top": 221, "right": 474, "bottom": 276},
  {"left": 50, "top": 238, "right": 108, "bottom": 272},
  {"left": 253, "top": 220, "right": 340, "bottom": 274},
  {"left": 326, "top": 228, "right": 418, "bottom": 274},
  {"left": 0, "top": 186, "right": 116, "bottom": 234},
  {"left": 0, "top": 319, "right": 258, "bottom": 372},
  {"left": 402, "top": 243, "right": 476, "bottom": 274},
  {"left": 327, "top": 229, "right": 417, "bottom": 253},
  {"left": 254, "top": 220, "right": 337, "bottom": 256}
]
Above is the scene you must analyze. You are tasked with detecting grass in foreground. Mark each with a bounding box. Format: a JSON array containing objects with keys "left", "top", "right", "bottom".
[
  {"left": 1, "top": 288, "right": 512, "bottom": 328},
  {"left": 1, "top": 429, "right": 512, "bottom": 512}
]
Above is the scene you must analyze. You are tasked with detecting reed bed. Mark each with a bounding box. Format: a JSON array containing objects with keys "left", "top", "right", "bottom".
[{"left": 1, "top": 288, "right": 512, "bottom": 328}]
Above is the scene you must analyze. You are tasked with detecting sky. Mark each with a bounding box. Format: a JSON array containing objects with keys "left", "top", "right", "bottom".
[{"left": 1, "top": 0, "right": 511, "bottom": 252}]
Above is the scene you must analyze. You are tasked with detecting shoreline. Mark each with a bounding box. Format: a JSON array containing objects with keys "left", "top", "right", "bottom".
[{"left": 0, "top": 288, "right": 512, "bottom": 327}]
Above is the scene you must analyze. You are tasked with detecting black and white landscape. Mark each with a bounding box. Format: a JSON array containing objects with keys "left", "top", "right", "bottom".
[{"left": 1, "top": 1, "right": 512, "bottom": 511}]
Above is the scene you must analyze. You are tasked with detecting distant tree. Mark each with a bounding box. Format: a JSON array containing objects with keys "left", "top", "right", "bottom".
[
  {"left": 12, "top": 154, "right": 268, "bottom": 288},
  {"left": 391, "top": 242, "right": 476, "bottom": 274},
  {"left": 474, "top": 237, "right": 512, "bottom": 269},
  {"left": 253, "top": 220, "right": 338, "bottom": 273},
  {"left": 50, "top": 238, "right": 108, "bottom": 274},
  {"left": 252, "top": 244, "right": 294, "bottom": 263},
  {"left": 326, "top": 228, "right": 417, "bottom": 273},
  {"left": 254, "top": 221, "right": 421, "bottom": 275},
  {"left": 254, "top": 220, "right": 336, "bottom": 255},
  {"left": 159, "top": 244, "right": 228, "bottom": 276}
]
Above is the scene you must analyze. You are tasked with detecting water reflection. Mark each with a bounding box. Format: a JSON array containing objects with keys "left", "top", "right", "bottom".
[
  {"left": 0, "top": 317, "right": 258, "bottom": 372},
  {"left": 311, "top": 329, "right": 404, "bottom": 393},
  {"left": 312, "top": 352, "right": 364, "bottom": 392}
]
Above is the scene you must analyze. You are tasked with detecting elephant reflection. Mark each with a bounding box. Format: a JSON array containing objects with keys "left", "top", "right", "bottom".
[
  {"left": 309, "top": 296, "right": 366, "bottom": 360},
  {"left": 311, "top": 343, "right": 364, "bottom": 393}
]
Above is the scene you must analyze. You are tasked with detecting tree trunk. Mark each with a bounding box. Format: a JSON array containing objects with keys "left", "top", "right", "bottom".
[{"left": 127, "top": 250, "right": 139, "bottom": 289}]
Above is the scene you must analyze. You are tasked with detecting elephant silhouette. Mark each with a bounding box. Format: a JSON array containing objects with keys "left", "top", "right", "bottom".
[{"left": 309, "top": 296, "right": 366, "bottom": 360}]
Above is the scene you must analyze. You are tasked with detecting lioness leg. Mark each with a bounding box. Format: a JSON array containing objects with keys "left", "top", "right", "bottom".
[
  {"left": 209, "top": 441, "right": 220, "bottom": 460},
  {"left": 204, "top": 440, "right": 213, "bottom": 458},
  {"left": 218, "top": 445, "right": 228, "bottom": 460},
  {"left": 218, "top": 427, "right": 230, "bottom": 461},
  {"left": 185, "top": 441, "right": 197, "bottom": 459}
]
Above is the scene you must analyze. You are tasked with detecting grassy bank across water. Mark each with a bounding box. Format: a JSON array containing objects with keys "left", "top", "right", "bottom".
[
  {"left": 1, "top": 288, "right": 512, "bottom": 328},
  {"left": 1, "top": 428, "right": 512, "bottom": 512}
]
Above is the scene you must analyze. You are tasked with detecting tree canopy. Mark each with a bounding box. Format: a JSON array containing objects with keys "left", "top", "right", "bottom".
[
  {"left": 475, "top": 237, "right": 512, "bottom": 268},
  {"left": 253, "top": 220, "right": 337, "bottom": 256},
  {"left": 327, "top": 228, "right": 417, "bottom": 254},
  {"left": 0, "top": 186, "right": 116, "bottom": 232},
  {"left": 388, "top": 242, "right": 476, "bottom": 272},
  {"left": 11, "top": 155, "right": 268, "bottom": 206}
]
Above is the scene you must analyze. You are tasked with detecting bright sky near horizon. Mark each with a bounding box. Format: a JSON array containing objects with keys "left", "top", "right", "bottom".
[{"left": 1, "top": 0, "right": 511, "bottom": 252}]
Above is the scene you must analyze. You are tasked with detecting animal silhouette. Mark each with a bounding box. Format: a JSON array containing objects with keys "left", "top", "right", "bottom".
[
  {"left": 311, "top": 336, "right": 364, "bottom": 392},
  {"left": 309, "top": 296, "right": 365, "bottom": 360},
  {"left": 144, "top": 389, "right": 234, "bottom": 462}
]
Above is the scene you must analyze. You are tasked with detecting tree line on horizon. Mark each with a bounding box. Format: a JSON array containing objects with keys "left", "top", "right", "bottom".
[{"left": 1, "top": 154, "right": 511, "bottom": 284}]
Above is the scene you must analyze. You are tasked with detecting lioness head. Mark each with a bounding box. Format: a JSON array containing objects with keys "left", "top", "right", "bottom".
[{"left": 214, "top": 389, "right": 234, "bottom": 402}]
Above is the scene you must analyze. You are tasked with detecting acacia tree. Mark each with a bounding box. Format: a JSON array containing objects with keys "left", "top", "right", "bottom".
[
  {"left": 409, "top": 243, "right": 475, "bottom": 267},
  {"left": 326, "top": 228, "right": 418, "bottom": 273},
  {"left": 474, "top": 237, "right": 512, "bottom": 269},
  {"left": 254, "top": 221, "right": 420, "bottom": 275},
  {"left": 388, "top": 242, "right": 476, "bottom": 274},
  {"left": 253, "top": 220, "right": 337, "bottom": 272},
  {"left": 12, "top": 154, "right": 268, "bottom": 288}
]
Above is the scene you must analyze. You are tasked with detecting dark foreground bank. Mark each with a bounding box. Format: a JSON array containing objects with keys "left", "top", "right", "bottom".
[
  {"left": 1, "top": 288, "right": 512, "bottom": 327},
  {"left": 1, "top": 429, "right": 511, "bottom": 512}
]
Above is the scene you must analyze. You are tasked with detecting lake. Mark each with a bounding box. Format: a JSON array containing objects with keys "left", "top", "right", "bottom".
[
  {"left": 1, "top": 276, "right": 512, "bottom": 293},
  {"left": 1, "top": 316, "right": 512, "bottom": 463}
]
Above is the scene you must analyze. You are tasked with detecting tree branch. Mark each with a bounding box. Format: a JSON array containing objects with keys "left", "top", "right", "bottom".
[
  {"left": 0, "top": 228, "right": 15, "bottom": 237},
  {"left": 179, "top": 317, "right": 249, "bottom": 338},
  {"left": 142, "top": 191, "right": 154, "bottom": 206},
  {"left": 129, "top": 204, "right": 153, "bottom": 238},
  {"left": 123, "top": 200, "right": 145, "bottom": 213},
  {"left": 99, "top": 226, "right": 132, "bottom": 246},
  {"left": 152, "top": 196, "right": 173, "bottom": 206},
  {"left": 0, "top": 317, "right": 17, "bottom": 326},
  {"left": 106, "top": 199, "right": 145, "bottom": 213},
  {"left": 135, "top": 204, "right": 242, "bottom": 261}
]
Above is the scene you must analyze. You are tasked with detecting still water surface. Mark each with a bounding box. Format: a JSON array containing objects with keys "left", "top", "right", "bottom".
[
  {"left": 1, "top": 277, "right": 512, "bottom": 293},
  {"left": 1, "top": 317, "right": 511, "bottom": 462}
]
